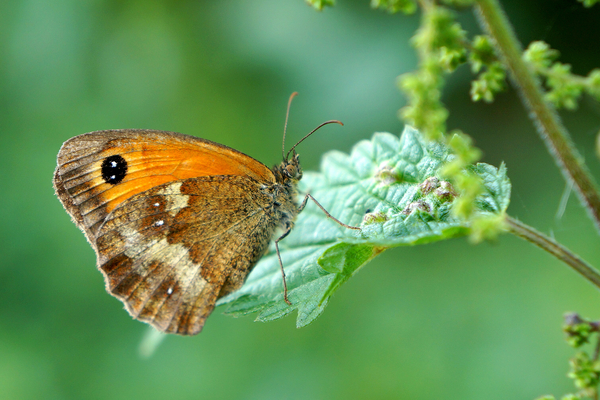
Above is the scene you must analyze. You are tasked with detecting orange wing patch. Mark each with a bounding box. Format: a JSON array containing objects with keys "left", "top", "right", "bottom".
[{"left": 54, "top": 129, "right": 275, "bottom": 240}]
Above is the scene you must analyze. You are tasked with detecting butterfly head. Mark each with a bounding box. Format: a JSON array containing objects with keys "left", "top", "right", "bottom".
[
  {"left": 283, "top": 151, "right": 303, "bottom": 181},
  {"left": 273, "top": 151, "right": 302, "bottom": 184}
]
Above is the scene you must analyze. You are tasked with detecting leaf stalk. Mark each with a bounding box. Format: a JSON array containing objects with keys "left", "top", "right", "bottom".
[{"left": 506, "top": 216, "right": 600, "bottom": 290}]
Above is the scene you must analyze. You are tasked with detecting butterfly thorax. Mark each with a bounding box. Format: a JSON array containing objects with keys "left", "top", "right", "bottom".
[{"left": 266, "top": 153, "right": 302, "bottom": 231}]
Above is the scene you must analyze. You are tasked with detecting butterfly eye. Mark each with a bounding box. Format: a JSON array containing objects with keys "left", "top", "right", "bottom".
[
  {"left": 285, "top": 164, "right": 302, "bottom": 180},
  {"left": 285, "top": 164, "right": 295, "bottom": 177}
]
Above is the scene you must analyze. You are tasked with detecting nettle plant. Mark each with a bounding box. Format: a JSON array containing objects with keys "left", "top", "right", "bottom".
[{"left": 226, "top": 1, "right": 600, "bottom": 398}]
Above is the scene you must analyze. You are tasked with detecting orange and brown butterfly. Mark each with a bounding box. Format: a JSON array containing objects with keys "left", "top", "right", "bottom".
[{"left": 53, "top": 93, "right": 359, "bottom": 335}]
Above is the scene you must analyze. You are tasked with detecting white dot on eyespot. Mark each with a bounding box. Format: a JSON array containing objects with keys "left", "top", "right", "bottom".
[
  {"left": 167, "top": 288, "right": 173, "bottom": 295},
  {"left": 110, "top": 175, "right": 116, "bottom": 180},
  {"left": 154, "top": 220, "right": 164, "bottom": 227},
  {"left": 111, "top": 161, "right": 117, "bottom": 167},
  {"left": 154, "top": 202, "right": 160, "bottom": 207}
]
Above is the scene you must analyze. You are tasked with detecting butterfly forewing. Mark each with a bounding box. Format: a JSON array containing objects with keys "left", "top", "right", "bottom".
[{"left": 54, "top": 129, "right": 276, "bottom": 242}]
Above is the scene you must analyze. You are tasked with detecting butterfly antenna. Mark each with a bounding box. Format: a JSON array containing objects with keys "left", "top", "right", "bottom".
[
  {"left": 282, "top": 92, "right": 299, "bottom": 161},
  {"left": 285, "top": 120, "right": 344, "bottom": 160}
]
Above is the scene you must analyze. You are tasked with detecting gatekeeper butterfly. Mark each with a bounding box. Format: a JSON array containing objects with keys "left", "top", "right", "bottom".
[{"left": 53, "top": 93, "right": 359, "bottom": 335}]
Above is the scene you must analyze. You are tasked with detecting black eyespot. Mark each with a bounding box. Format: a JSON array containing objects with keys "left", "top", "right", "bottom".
[{"left": 101, "top": 155, "right": 128, "bottom": 185}]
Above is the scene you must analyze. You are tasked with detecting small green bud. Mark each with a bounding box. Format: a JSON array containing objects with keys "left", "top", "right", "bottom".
[
  {"left": 440, "top": 0, "right": 475, "bottom": 7},
  {"left": 469, "top": 35, "right": 496, "bottom": 73},
  {"left": 439, "top": 47, "right": 467, "bottom": 72},
  {"left": 413, "top": 7, "right": 466, "bottom": 52},
  {"left": 448, "top": 170, "right": 484, "bottom": 220},
  {"left": 448, "top": 131, "right": 482, "bottom": 164},
  {"left": 524, "top": 41, "right": 559, "bottom": 70},
  {"left": 586, "top": 69, "right": 600, "bottom": 99},
  {"left": 440, "top": 158, "right": 463, "bottom": 180},
  {"left": 578, "top": 0, "right": 600, "bottom": 7},
  {"left": 371, "top": 0, "right": 417, "bottom": 14},
  {"left": 563, "top": 313, "right": 595, "bottom": 348},
  {"left": 560, "top": 395, "right": 581, "bottom": 400},
  {"left": 305, "top": 0, "right": 335, "bottom": 10},
  {"left": 471, "top": 62, "right": 506, "bottom": 103},
  {"left": 398, "top": 69, "right": 447, "bottom": 141},
  {"left": 545, "top": 63, "right": 584, "bottom": 110},
  {"left": 568, "top": 352, "right": 600, "bottom": 391},
  {"left": 469, "top": 213, "right": 507, "bottom": 242}
]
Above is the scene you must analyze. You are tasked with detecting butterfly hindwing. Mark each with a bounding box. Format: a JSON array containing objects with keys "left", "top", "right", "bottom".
[{"left": 94, "top": 175, "right": 278, "bottom": 335}]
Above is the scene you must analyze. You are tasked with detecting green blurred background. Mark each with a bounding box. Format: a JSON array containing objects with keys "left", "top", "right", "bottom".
[{"left": 2, "top": 0, "right": 600, "bottom": 399}]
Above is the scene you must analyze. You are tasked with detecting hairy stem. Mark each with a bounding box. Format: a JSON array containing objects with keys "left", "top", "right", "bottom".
[
  {"left": 506, "top": 216, "right": 600, "bottom": 290},
  {"left": 474, "top": 0, "right": 600, "bottom": 233}
]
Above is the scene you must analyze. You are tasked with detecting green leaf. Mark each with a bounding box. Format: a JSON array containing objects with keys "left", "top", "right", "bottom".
[
  {"left": 318, "top": 243, "right": 382, "bottom": 302},
  {"left": 217, "top": 126, "right": 511, "bottom": 328}
]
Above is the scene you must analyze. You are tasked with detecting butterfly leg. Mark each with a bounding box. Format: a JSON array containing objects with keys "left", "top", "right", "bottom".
[
  {"left": 275, "top": 226, "right": 293, "bottom": 306},
  {"left": 275, "top": 194, "right": 361, "bottom": 306},
  {"left": 299, "top": 194, "right": 361, "bottom": 230}
]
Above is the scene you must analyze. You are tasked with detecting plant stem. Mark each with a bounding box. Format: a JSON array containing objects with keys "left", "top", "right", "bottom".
[
  {"left": 506, "top": 216, "right": 600, "bottom": 290},
  {"left": 473, "top": 0, "right": 600, "bottom": 233}
]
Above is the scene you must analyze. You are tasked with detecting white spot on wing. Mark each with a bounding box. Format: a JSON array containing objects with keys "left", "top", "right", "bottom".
[{"left": 156, "top": 182, "right": 189, "bottom": 216}]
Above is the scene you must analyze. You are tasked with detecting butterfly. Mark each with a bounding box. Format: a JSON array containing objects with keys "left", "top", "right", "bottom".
[{"left": 53, "top": 93, "right": 359, "bottom": 335}]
